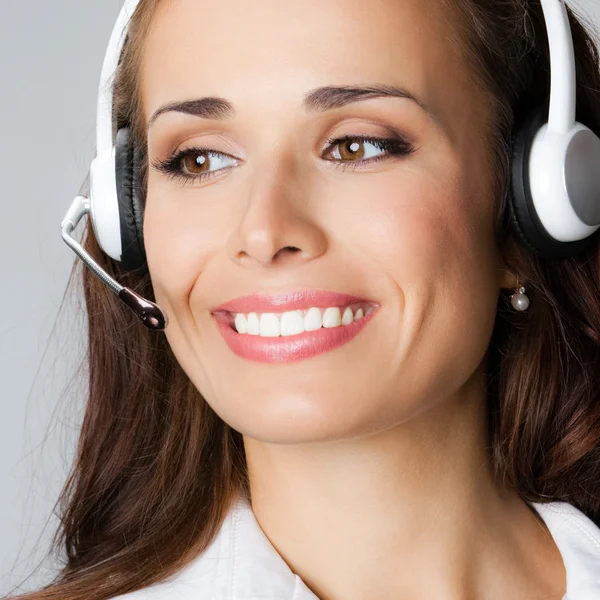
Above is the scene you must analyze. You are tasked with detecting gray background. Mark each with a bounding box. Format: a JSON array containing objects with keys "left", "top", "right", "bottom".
[{"left": 1, "top": 0, "right": 599, "bottom": 594}]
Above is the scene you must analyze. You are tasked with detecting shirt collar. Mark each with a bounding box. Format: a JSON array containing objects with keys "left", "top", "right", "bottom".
[
  {"left": 141, "top": 495, "right": 600, "bottom": 599},
  {"left": 163, "top": 494, "right": 319, "bottom": 599},
  {"left": 529, "top": 500, "right": 600, "bottom": 600}
]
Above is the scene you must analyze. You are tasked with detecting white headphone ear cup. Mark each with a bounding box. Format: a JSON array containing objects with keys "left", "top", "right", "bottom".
[
  {"left": 559, "top": 127, "right": 600, "bottom": 226},
  {"left": 508, "top": 104, "right": 596, "bottom": 258},
  {"left": 89, "top": 150, "right": 123, "bottom": 262},
  {"left": 115, "top": 127, "right": 147, "bottom": 272}
]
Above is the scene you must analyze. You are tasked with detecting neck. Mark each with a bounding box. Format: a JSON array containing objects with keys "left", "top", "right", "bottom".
[{"left": 243, "top": 366, "right": 566, "bottom": 600}]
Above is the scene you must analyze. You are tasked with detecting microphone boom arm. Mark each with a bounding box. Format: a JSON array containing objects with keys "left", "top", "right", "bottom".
[{"left": 60, "top": 195, "right": 168, "bottom": 330}]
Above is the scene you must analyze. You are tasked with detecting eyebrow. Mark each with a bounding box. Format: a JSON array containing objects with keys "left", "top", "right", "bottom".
[{"left": 147, "top": 83, "right": 441, "bottom": 131}]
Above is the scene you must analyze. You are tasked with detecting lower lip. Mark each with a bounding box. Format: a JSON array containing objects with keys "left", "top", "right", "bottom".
[{"left": 212, "top": 308, "right": 379, "bottom": 364}]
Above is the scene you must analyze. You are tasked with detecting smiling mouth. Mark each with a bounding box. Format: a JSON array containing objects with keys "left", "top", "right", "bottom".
[
  {"left": 213, "top": 301, "right": 377, "bottom": 336},
  {"left": 212, "top": 302, "right": 379, "bottom": 364}
]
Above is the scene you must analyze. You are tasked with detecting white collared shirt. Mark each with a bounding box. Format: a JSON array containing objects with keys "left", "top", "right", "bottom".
[{"left": 115, "top": 494, "right": 600, "bottom": 600}]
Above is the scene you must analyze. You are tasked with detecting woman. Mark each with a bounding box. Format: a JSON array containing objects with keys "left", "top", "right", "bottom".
[{"left": 12, "top": 0, "right": 600, "bottom": 598}]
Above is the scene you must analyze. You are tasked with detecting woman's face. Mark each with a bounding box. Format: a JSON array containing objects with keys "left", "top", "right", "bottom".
[{"left": 142, "top": 0, "right": 516, "bottom": 442}]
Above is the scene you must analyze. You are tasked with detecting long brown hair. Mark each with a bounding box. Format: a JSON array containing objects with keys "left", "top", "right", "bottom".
[{"left": 10, "top": 0, "right": 600, "bottom": 598}]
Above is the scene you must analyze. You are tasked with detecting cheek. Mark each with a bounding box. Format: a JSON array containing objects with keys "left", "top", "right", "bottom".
[
  {"left": 348, "top": 167, "right": 496, "bottom": 286},
  {"left": 142, "top": 179, "right": 230, "bottom": 388},
  {"left": 142, "top": 178, "right": 224, "bottom": 309},
  {"left": 349, "top": 171, "right": 500, "bottom": 406}
]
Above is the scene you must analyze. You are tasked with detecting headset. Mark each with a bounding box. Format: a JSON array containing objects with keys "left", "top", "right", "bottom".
[{"left": 61, "top": 0, "right": 600, "bottom": 331}]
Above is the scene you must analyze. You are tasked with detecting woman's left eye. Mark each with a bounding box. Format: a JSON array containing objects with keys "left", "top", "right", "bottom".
[
  {"left": 324, "top": 135, "right": 415, "bottom": 172},
  {"left": 151, "top": 134, "right": 415, "bottom": 185}
]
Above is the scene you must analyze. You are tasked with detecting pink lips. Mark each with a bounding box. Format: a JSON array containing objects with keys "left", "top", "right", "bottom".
[
  {"left": 211, "top": 289, "right": 369, "bottom": 314},
  {"left": 210, "top": 288, "right": 379, "bottom": 364}
]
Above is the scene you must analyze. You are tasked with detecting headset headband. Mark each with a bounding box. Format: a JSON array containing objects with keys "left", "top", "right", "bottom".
[{"left": 97, "top": 0, "right": 140, "bottom": 157}]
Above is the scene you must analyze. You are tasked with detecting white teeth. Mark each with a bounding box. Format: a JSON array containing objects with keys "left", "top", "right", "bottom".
[
  {"left": 341, "top": 306, "right": 354, "bottom": 325},
  {"left": 322, "top": 307, "right": 342, "bottom": 328},
  {"left": 280, "top": 310, "right": 305, "bottom": 336},
  {"left": 246, "top": 312, "right": 260, "bottom": 335},
  {"left": 304, "top": 307, "right": 322, "bottom": 331},
  {"left": 259, "top": 313, "right": 280, "bottom": 337},
  {"left": 234, "top": 313, "right": 248, "bottom": 334},
  {"left": 231, "top": 304, "right": 375, "bottom": 336}
]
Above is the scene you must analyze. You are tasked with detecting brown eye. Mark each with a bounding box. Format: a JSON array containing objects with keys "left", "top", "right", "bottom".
[
  {"left": 336, "top": 139, "right": 366, "bottom": 161},
  {"left": 182, "top": 151, "right": 210, "bottom": 174}
]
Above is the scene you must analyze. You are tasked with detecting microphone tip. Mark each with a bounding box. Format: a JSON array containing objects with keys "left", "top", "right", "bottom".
[
  {"left": 118, "top": 287, "right": 168, "bottom": 330},
  {"left": 139, "top": 307, "right": 168, "bottom": 330}
]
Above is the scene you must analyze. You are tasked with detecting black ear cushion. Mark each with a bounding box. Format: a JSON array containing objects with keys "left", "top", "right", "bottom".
[
  {"left": 508, "top": 103, "right": 593, "bottom": 258},
  {"left": 115, "top": 127, "right": 148, "bottom": 272}
]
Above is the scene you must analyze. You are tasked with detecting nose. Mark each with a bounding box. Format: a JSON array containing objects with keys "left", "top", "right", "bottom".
[{"left": 226, "top": 153, "right": 328, "bottom": 268}]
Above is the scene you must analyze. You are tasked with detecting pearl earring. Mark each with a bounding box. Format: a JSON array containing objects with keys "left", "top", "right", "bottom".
[{"left": 510, "top": 278, "right": 530, "bottom": 311}]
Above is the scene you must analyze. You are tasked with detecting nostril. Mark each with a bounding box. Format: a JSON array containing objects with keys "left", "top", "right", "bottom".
[{"left": 274, "top": 246, "right": 302, "bottom": 260}]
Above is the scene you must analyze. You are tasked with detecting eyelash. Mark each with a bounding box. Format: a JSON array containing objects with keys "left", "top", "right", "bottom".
[{"left": 151, "top": 134, "right": 416, "bottom": 186}]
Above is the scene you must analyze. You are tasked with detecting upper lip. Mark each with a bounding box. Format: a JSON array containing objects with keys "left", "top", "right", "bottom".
[{"left": 211, "top": 288, "right": 375, "bottom": 314}]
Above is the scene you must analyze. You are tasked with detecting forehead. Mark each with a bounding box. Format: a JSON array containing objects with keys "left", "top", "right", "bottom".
[{"left": 140, "top": 0, "right": 483, "bottom": 144}]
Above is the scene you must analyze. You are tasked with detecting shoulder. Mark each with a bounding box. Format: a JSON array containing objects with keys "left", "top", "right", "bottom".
[
  {"left": 105, "top": 502, "right": 241, "bottom": 600},
  {"left": 106, "top": 577, "right": 200, "bottom": 600},
  {"left": 530, "top": 500, "right": 600, "bottom": 598},
  {"left": 106, "top": 579, "right": 179, "bottom": 599},
  {"left": 532, "top": 500, "right": 600, "bottom": 546}
]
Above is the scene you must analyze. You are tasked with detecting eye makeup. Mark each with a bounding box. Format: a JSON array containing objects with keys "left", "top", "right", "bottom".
[{"left": 151, "top": 133, "right": 416, "bottom": 185}]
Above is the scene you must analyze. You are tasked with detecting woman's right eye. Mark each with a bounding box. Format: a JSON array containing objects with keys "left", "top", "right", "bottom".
[{"left": 151, "top": 147, "right": 238, "bottom": 185}]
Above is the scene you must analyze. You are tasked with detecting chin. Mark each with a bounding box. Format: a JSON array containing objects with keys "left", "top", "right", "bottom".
[{"left": 212, "top": 388, "right": 401, "bottom": 446}]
